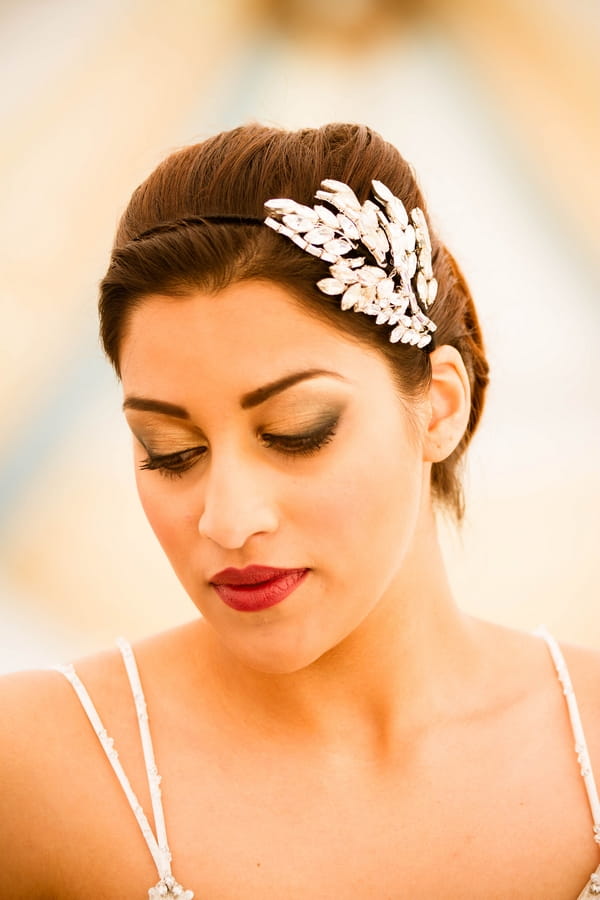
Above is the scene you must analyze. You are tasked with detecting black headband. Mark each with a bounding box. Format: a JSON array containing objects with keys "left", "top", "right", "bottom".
[{"left": 133, "top": 215, "right": 264, "bottom": 242}]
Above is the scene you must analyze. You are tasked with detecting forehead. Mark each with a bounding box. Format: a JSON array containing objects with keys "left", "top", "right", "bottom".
[{"left": 119, "top": 280, "right": 388, "bottom": 401}]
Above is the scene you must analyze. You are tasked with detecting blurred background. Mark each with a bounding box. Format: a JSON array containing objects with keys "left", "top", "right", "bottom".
[{"left": 1, "top": 0, "right": 598, "bottom": 672}]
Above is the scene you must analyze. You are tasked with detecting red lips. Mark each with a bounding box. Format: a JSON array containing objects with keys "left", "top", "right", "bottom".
[{"left": 209, "top": 565, "right": 309, "bottom": 612}]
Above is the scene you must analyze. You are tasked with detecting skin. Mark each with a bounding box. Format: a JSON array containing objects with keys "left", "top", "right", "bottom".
[{"left": 1, "top": 279, "right": 600, "bottom": 899}]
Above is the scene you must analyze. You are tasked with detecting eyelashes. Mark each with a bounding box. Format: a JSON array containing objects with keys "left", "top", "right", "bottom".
[
  {"left": 260, "top": 417, "right": 339, "bottom": 456},
  {"left": 138, "top": 416, "right": 340, "bottom": 479},
  {"left": 138, "top": 445, "right": 207, "bottom": 479}
]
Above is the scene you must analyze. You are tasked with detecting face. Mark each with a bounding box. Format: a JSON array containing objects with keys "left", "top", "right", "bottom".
[{"left": 121, "top": 281, "right": 430, "bottom": 673}]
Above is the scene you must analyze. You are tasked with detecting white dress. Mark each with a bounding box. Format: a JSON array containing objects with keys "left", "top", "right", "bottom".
[{"left": 54, "top": 627, "right": 600, "bottom": 899}]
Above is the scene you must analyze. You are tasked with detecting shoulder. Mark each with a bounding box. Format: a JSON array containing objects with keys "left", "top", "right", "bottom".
[
  {"left": 0, "top": 649, "right": 123, "bottom": 896},
  {"left": 0, "top": 667, "right": 71, "bottom": 894},
  {"left": 0, "top": 644, "right": 125, "bottom": 736},
  {"left": 536, "top": 631, "right": 600, "bottom": 713},
  {"left": 557, "top": 638, "right": 600, "bottom": 735},
  {"left": 0, "top": 624, "right": 206, "bottom": 895},
  {"left": 471, "top": 620, "right": 600, "bottom": 765},
  {"left": 0, "top": 643, "right": 133, "bottom": 771},
  {"left": 0, "top": 623, "right": 198, "bottom": 812},
  {"left": 0, "top": 665, "right": 78, "bottom": 772},
  {"left": 558, "top": 638, "right": 600, "bottom": 689},
  {"left": 539, "top": 633, "right": 600, "bottom": 782}
]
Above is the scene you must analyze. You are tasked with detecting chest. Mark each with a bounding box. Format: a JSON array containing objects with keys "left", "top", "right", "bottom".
[{"left": 48, "top": 724, "right": 598, "bottom": 900}]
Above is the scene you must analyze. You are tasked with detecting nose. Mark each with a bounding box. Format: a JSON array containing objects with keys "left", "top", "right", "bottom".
[{"left": 197, "top": 452, "right": 279, "bottom": 550}]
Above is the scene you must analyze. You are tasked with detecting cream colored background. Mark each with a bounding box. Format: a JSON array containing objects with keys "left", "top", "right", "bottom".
[{"left": 1, "top": 0, "right": 598, "bottom": 672}]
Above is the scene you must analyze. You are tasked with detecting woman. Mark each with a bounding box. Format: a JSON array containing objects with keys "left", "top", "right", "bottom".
[{"left": 1, "top": 123, "right": 599, "bottom": 899}]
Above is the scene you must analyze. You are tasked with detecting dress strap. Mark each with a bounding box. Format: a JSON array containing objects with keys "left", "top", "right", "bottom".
[
  {"left": 116, "top": 637, "right": 171, "bottom": 870},
  {"left": 53, "top": 640, "right": 194, "bottom": 899},
  {"left": 535, "top": 626, "right": 600, "bottom": 852}
]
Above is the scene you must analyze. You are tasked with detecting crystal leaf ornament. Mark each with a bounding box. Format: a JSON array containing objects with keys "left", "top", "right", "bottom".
[{"left": 264, "top": 178, "right": 438, "bottom": 348}]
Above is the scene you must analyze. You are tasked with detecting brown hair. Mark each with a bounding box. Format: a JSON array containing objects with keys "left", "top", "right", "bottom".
[{"left": 99, "top": 123, "right": 489, "bottom": 519}]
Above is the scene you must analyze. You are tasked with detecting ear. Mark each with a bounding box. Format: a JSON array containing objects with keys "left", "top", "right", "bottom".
[{"left": 422, "top": 344, "right": 471, "bottom": 463}]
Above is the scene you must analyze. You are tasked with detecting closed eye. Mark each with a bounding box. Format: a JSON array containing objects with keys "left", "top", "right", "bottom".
[
  {"left": 260, "top": 417, "right": 339, "bottom": 457},
  {"left": 138, "top": 415, "right": 341, "bottom": 477},
  {"left": 138, "top": 445, "right": 207, "bottom": 478}
]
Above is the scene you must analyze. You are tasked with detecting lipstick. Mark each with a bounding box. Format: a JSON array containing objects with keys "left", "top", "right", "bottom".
[{"left": 210, "top": 565, "right": 308, "bottom": 612}]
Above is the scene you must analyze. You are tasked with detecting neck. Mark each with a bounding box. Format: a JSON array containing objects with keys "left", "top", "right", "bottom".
[{"left": 193, "top": 503, "right": 484, "bottom": 760}]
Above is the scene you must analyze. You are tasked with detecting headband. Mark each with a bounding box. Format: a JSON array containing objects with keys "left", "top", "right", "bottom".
[
  {"left": 264, "top": 178, "right": 437, "bottom": 349},
  {"left": 131, "top": 181, "right": 438, "bottom": 350}
]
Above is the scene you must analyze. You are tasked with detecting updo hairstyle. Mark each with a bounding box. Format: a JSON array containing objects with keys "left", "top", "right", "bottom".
[{"left": 99, "top": 123, "right": 489, "bottom": 519}]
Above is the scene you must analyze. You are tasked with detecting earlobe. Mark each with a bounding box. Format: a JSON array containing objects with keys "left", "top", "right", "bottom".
[{"left": 423, "top": 345, "right": 471, "bottom": 463}]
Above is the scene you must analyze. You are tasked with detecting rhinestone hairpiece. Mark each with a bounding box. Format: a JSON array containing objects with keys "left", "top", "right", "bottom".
[{"left": 264, "top": 178, "right": 438, "bottom": 348}]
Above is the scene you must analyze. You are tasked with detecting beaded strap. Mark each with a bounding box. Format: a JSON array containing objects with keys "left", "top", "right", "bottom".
[
  {"left": 116, "top": 637, "right": 170, "bottom": 868},
  {"left": 54, "top": 641, "right": 194, "bottom": 899},
  {"left": 536, "top": 626, "right": 600, "bottom": 895}
]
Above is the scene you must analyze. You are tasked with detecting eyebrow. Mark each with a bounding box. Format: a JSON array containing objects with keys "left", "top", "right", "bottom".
[
  {"left": 122, "top": 369, "right": 345, "bottom": 418},
  {"left": 240, "top": 369, "right": 345, "bottom": 409},
  {"left": 122, "top": 396, "right": 191, "bottom": 418}
]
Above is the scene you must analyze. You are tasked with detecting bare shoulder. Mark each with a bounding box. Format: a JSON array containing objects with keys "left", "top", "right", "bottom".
[
  {"left": 558, "top": 637, "right": 600, "bottom": 686},
  {"left": 0, "top": 667, "right": 71, "bottom": 895},
  {"left": 532, "top": 630, "right": 600, "bottom": 789},
  {"left": 557, "top": 636, "right": 600, "bottom": 738},
  {"left": 0, "top": 649, "right": 123, "bottom": 897},
  {"left": 0, "top": 664, "right": 77, "bottom": 771},
  {"left": 471, "top": 619, "right": 600, "bottom": 757},
  {"left": 0, "top": 645, "right": 124, "bottom": 746},
  {"left": 0, "top": 625, "right": 208, "bottom": 898}
]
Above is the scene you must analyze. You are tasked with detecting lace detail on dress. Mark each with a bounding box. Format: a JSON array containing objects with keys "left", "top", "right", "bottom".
[{"left": 54, "top": 639, "right": 194, "bottom": 899}]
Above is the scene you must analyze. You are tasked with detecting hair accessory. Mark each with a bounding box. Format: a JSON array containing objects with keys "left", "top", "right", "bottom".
[{"left": 264, "top": 179, "right": 438, "bottom": 348}]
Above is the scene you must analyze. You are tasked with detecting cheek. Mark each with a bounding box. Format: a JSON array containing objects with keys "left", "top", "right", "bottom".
[
  {"left": 133, "top": 422, "right": 424, "bottom": 583},
  {"left": 300, "top": 430, "right": 423, "bottom": 565},
  {"left": 135, "top": 472, "right": 197, "bottom": 563}
]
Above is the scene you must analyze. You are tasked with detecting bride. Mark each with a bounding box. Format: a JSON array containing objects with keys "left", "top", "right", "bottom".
[{"left": 1, "top": 122, "right": 599, "bottom": 899}]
